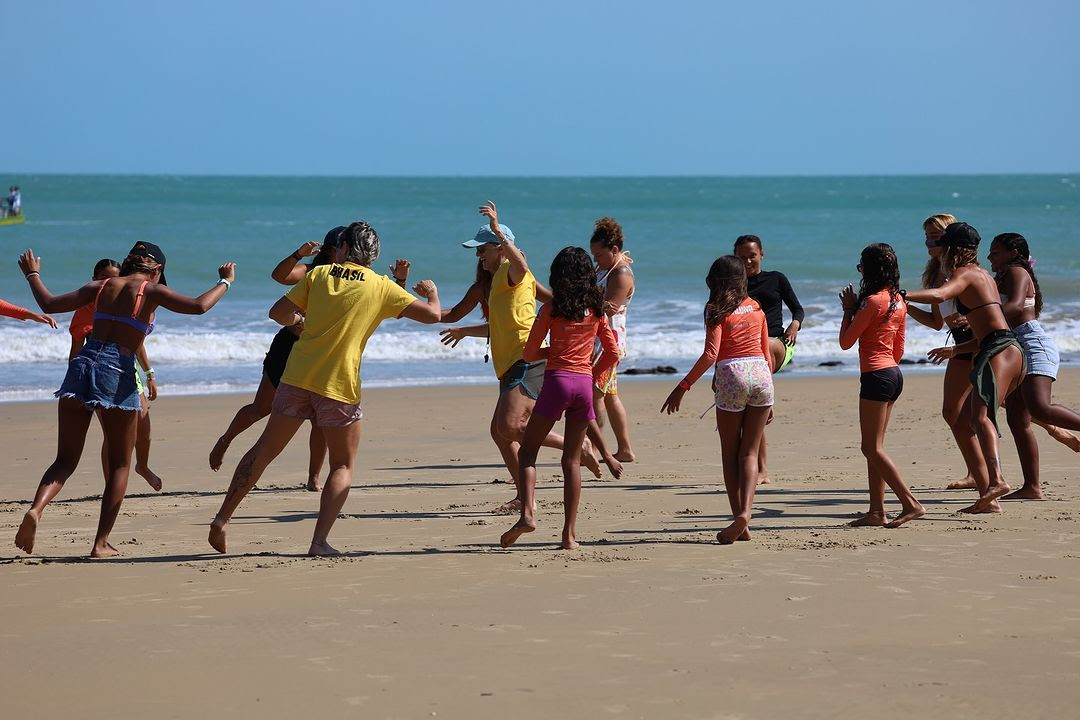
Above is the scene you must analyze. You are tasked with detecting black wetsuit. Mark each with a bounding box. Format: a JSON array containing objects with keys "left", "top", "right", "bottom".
[{"left": 747, "top": 270, "right": 804, "bottom": 338}]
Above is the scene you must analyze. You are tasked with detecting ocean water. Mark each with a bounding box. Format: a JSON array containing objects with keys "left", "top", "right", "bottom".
[{"left": 1, "top": 174, "right": 1077, "bottom": 401}]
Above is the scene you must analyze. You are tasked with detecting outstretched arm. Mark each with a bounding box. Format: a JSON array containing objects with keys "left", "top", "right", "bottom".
[
  {"left": 905, "top": 272, "right": 970, "bottom": 305},
  {"left": 399, "top": 280, "right": 442, "bottom": 324},
  {"left": 661, "top": 320, "right": 722, "bottom": 414},
  {"left": 19, "top": 249, "right": 100, "bottom": 313},
  {"left": 441, "top": 283, "right": 482, "bottom": 323},
  {"left": 152, "top": 263, "right": 236, "bottom": 315}
]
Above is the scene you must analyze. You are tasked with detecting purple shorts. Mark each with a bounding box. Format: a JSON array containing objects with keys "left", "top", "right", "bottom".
[
  {"left": 272, "top": 382, "right": 363, "bottom": 427},
  {"left": 532, "top": 370, "right": 596, "bottom": 422}
]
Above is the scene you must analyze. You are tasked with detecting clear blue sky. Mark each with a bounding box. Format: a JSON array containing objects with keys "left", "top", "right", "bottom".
[{"left": 6, "top": 0, "right": 1079, "bottom": 175}]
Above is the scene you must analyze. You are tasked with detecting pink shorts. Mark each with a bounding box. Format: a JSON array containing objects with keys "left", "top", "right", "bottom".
[
  {"left": 533, "top": 370, "right": 595, "bottom": 422},
  {"left": 272, "top": 382, "right": 363, "bottom": 427}
]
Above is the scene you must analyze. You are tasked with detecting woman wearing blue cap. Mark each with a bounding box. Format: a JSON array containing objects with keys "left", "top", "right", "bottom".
[{"left": 439, "top": 201, "right": 605, "bottom": 513}]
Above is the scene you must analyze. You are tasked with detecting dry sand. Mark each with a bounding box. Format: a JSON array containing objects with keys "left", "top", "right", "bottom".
[{"left": 2, "top": 370, "right": 1079, "bottom": 719}]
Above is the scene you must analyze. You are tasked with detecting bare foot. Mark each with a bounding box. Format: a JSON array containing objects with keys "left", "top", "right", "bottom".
[
  {"left": 1003, "top": 486, "right": 1044, "bottom": 501},
  {"left": 960, "top": 500, "right": 1002, "bottom": 514},
  {"left": 613, "top": 449, "right": 636, "bottom": 463},
  {"left": 90, "top": 542, "right": 121, "bottom": 558},
  {"left": 602, "top": 453, "right": 624, "bottom": 480},
  {"left": 946, "top": 476, "right": 977, "bottom": 490},
  {"left": 1045, "top": 426, "right": 1080, "bottom": 452},
  {"left": 849, "top": 512, "right": 888, "bottom": 527},
  {"left": 306, "top": 477, "right": 323, "bottom": 492},
  {"left": 737, "top": 528, "right": 751, "bottom": 541},
  {"left": 208, "top": 518, "right": 229, "bottom": 553},
  {"left": 717, "top": 516, "right": 749, "bottom": 545},
  {"left": 209, "top": 436, "right": 230, "bottom": 472},
  {"left": 500, "top": 518, "right": 536, "bottom": 548},
  {"left": 581, "top": 439, "right": 602, "bottom": 479},
  {"left": 15, "top": 510, "right": 39, "bottom": 554},
  {"left": 308, "top": 540, "right": 341, "bottom": 556},
  {"left": 885, "top": 504, "right": 925, "bottom": 528},
  {"left": 560, "top": 535, "right": 580, "bottom": 550},
  {"left": 495, "top": 497, "right": 524, "bottom": 515},
  {"left": 974, "top": 481, "right": 1012, "bottom": 512},
  {"left": 757, "top": 475, "right": 772, "bottom": 486},
  {"left": 136, "top": 464, "right": 162, "bottom": 492}
]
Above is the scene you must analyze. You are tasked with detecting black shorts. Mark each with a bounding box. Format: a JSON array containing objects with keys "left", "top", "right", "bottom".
[
  {"left": 860, "top": 366, "right": 903, "bottom": 403},
  {"left": 263, "top": 327, "right": 300, "bottom": 388}
]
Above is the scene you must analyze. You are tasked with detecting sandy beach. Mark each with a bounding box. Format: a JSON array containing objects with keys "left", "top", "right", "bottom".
[{"left": 2, "top": 370, "right": 1079, "bottom": 719}]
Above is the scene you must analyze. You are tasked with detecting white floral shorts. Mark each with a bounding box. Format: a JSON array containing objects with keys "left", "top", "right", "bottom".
[{"left": 712, "top": 357, "right": 774, "bottom": 412}]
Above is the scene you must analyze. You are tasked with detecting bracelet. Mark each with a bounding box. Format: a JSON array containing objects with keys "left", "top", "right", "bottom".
[
  {"left": 144, "top": 367, "right": 155, "bottom": 377},
  {"left": 291, "top": 251, "right": 303, "bottom": 261},
  {"left": 678, "top": 379, "right": 692, "bottom": 392},
  {"left": 394, "top": 275, "right": 407, "bottom": 285},
  {"left": 217, "top": 278, "right": 231, "bottom": 290},
  {"left": 24, "top": 271, "right": 40, "bottom": 280}
]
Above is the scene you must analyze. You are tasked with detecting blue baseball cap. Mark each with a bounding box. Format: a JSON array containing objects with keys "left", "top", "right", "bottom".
[{"left": 462, "top": 224, "right": 515, "bottom": 248}]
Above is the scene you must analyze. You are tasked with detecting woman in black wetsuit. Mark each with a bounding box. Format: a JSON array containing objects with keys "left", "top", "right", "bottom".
[{"left": 733, "top": 235, "right": 804, "bottom": 484}]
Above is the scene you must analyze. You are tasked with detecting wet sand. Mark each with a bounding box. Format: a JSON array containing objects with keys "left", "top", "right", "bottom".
[{"left": 2, "top": 370, "right": 1079, "bottom": 718}]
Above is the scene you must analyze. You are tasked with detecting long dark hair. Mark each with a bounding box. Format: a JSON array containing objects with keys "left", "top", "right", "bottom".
[
  {"left": 705, "top": 256, "right": 747, "bottom": 328},
  {"left": 994, "top": 232, "right": 1042, "bottom": 317},
  {"left": 311, "top": 225, "right": 346, "bottom": 268},
  {"left": 475, "top": 259, "right": 492, "bottom": 319},
  {"left": 549, "top": 246, "right": 604, "bottom": 321},
  {"left": 857, "top": 243, "right": 901, "bottom": 320}
]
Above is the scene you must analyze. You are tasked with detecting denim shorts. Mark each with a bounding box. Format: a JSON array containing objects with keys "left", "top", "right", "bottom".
[
  {"left": 56, "top": 339, "right": 141, "bottom": 411},
  {"left": 1013, "top": 320, "right": 1059, "bottom": 379}
]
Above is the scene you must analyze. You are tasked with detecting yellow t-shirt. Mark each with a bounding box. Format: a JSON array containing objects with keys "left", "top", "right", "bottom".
[
  {"left": 281, "top": 263, "right": 416, "bottom": 404},
  {"left": 488, "top": 260, "right": 538, "bottom": 378}
]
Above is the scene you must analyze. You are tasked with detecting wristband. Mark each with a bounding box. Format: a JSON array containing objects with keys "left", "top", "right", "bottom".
[
  {"left": 217, "top": 278, "right": 231, "bottom": 290},
  {"left": 678, "top": 379, "right": 692, "bottom": 392},
  {"left": 24, "top": 271, "right": 40, "bottom": 280},
  {"left": 394, "top": 275, "right": 407, "bottom": 285},
  {"left": 899, "top": 289, "right": 907, "bottom": 300},
  {"left": 144, "top": 367, "right": 155, "bottom": 377},
  {"left": 291, "top": 251, "right": 303, "bottom": 261}
]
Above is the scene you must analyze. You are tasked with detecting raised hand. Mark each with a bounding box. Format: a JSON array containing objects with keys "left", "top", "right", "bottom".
[
  {"left": 294, "top": 241, "right": 321, "bottom": 258},
  {"left": 18, "top": 249, "right": 41, "bottom": 276},
  {"left": 218, "top": 262, "right": 237, "bottom": 282},
  {"left": 390, "top": 259, "right": 411, "bottom": 282}
]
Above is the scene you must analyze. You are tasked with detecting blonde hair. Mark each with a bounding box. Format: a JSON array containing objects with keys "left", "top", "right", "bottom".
[
  {"left": 941, "top": 246, "right": 978, "bottom": 276},
  {"left": 921, "top": 213, "right": 958, "bottom": 288}
]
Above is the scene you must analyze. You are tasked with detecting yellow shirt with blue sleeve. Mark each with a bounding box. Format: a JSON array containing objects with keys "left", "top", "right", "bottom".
[{"left": 281, "top": 262, "right": 416, "bottom": 404}]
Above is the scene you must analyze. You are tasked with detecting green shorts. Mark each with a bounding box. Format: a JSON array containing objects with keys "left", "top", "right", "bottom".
[{"left": 775, "top": 342, "right": 795, "bottom": 373}]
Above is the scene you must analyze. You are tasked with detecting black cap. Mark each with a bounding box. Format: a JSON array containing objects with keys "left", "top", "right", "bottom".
[
  {"left": 322, "top": 226, "right": 347, "bottom": 249},
  {"left": 129, "top": 241, "right": 168, "bottom": 285},
  {"left": 940, "top": 222, "right": 981, "bottom": 249}
]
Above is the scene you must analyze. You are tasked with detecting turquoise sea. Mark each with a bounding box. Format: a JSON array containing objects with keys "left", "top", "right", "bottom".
[{"left": 1, "top": 174, "right": 1077, "bottom": 401}]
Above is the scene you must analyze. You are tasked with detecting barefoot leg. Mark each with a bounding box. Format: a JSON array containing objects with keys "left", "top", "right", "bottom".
[
  {"left": 306, "top": 422, "right": 326, "bottom": 491},
  {"left": 134, "top": 395, "right": 162, "bottom": 491},
  {"left": 93, "top": 407, "right": 138, "bottom": 557},
  {"left": 209, "top": 412, "right": 304, "bottom": 553},
  {"left": 560, "top": 418, "right": 589, "bottom": 549},
  {"left": 502, "top": 411, "right": 554, "bottom": 548},
  {"left": 15, "top": 398, "right": 94, "bottom": 554},
  {"left": 602, "top": 392, "right": 635, "bottom": 463},
  {"left": 308, "top": 421, "right": 361, "bottom": 554},
  {"left": 209, "top": 373, "right": 276, "bottom": 471}
]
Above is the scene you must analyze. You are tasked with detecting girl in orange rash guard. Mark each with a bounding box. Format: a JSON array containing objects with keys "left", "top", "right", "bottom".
[
  {"left": 499, "top": 246, "right": 623, "bottom": 551},
  {"left": 661, "top": 256, "right": 774, "bottom": 545},
  {"left": 839, "top": 243, "right": 924, "bottom": 528}
]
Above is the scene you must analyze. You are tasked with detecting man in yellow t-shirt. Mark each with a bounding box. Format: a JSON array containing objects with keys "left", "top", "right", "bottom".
[
  {"left": 438, "top": 201, "right": 605, "bottom": 513},
  {"left": 209, "top": 220, "right": 442, "bottom": 557}
]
